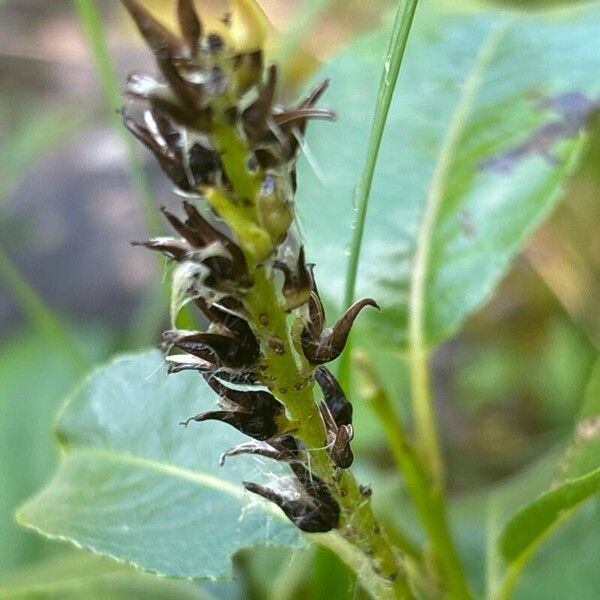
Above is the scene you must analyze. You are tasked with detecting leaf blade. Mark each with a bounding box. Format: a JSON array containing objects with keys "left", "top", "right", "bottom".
[
  {"left": 499, "top": 467, "right": 600, "bottom": 563},
  {"left": 18, "top": 351, "right": 297, "bottom": 580},
  {"left": 297, "top": 0, "right": 600, "bottom": 349}
]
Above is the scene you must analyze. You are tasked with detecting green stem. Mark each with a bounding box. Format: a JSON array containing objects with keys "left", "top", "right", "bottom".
[
  {"left": 338, "top": 0, "right": 419, "bottom": 382},
  {"left": 242, "top": 269, "right": 412, "bottom": 600},
  {"left": 202, "top": 119, "right": 412, "bottom": 596},
  {"left": 0, "top": 246, "right": 89, "bottom": 372},
  {"left": 409, "top": 347, "right": 443, "bottom": 483},
  {"left": 357, "top": 354, "right": 472, "bottom": 600}
]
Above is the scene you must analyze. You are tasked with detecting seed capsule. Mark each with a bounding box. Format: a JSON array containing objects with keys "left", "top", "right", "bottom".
[
  {"left": 244, "top": 464, "right": 340, "bottom": 533},
  {"left": 181, "top": 377, "right": 285, "bottom": 441},
  {"left": 220, "top": 435, "right": 300, "bottom": 465},
  {"left": 302, "top": 297, "right": 379, "bottom": 365},
  {"left": 164, "top": 329, "right": 259, "bottom": 369},
  {"left": 273, "top": 247, "right": 312, "bottom": 310},
  {"left": 315, "top": 366, "right": 353, "bottom": 427}
]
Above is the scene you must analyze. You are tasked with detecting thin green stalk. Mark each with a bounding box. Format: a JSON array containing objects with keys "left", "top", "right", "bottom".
[
  {"left": 338, "top": 0, "right": 419, "bottom": 382},
  {"left": 0, "top": 246, "right": 89, "bottom": 373},
  {"left": 407, "top": 21, "right": 505, "bottom": 489},
  {"left": 73, "top": 0, "right": 167, "bottom": 347},
  {"left": 408, "top": 348, "right": 443, "bottom": 483},
  {"left": 356, "top": 354, "right": 472, "bottom": 600}
]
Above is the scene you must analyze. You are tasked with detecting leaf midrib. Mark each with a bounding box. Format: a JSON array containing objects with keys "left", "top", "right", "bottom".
[
  {"left": 22, "top": 444, "right": 288, "bottom": 523},
  {"left": 408, "top": 18, "right": 511, "bottom": 349},
  {"left": 78, "top": 445, "right": 245, "bottom": 497}
]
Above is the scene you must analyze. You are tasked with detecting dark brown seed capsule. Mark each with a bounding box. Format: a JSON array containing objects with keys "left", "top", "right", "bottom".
[
  {"left": 285, "top": 81, "right": 333, "bottom": 156},
  {"left": 318, "top": 401, "right": 354, "bottom": 469},
  {"left": 164, "top": 330, "right": 259, "bottom": 369},
  {"left": 243, "top": 64, "right": 277, "bottom": 141},
  {"left": 301, "top": 298, "right": 379, "bottom": 365},
  {"left": 299, "top": 79, "right": 330, "bottom": 110},
  {"left": 329, "top": 298, "right": 379, "bottom": 356},
  {"left": 315, "top": 366, "right": 353, "bottom": 427},
  {"left": 155, "top": 54, "right": 204, "bottom": 113},
  {"left": 330, "top": 424, "right": 354, "bottom": 469},
  {"left": 205, "top": 376, "right": 282, "bottom": 417},
  {"left": 132, "top": 237, "right": 190, "bottom": 261},
  {"left": 160, "top": 204, "right": 249, "bottom": 286},
  {"left": 244, "top": 471, "right": 340, "bottom": 533},
  {"left": 304, "top": 290, "right": 325, "bottom": 340},
  {"left": 165, "top": 354, "right": 214, "bottom": 374},
  {"left": 273, "top": 247, "right": 312, "bottom": 310},
  {"left": 121, "top": 112, "right": 191, "bottom": 191},
  {"left": 290, "top": 462, "right": 341, "bottom": 529},
  {"left": 188, "top": 143, "right": 222, "bottom": 186},
  {"left": 273, "top": 107, "right": 336, "bottom": 128},
  {"left": 182, "top": 202, "right": 247, "bottom": 275},
  {"left": 181, "top": 408, "right": 278, "bottom": 441}
]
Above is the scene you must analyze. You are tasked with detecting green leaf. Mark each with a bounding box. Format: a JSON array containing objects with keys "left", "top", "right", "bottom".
[
  {"left": 563, "top": 360, "right": 600, "bottom": 478},
  {"left": 0, "top": 328, "right": 112, "bottom": 575},
  {"left": 297, "top": 0, "right": 600, "bottom": 349},
  {"left": 0, "top": 552, "right": 212, "bottom": 600},
  {"left": 499, "top": 467, "right": 600, "bottom": 563},
  {"left": 489, "top": 363, "right": 600, "bottom": 598},
  {"left": 17, "top": 351, "right": 298, "bottom": 580}
]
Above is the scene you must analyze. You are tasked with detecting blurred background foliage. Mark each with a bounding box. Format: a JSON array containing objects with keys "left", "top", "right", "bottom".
[{"left": 0, "top": 0, "right": 599, "bottom": 598}]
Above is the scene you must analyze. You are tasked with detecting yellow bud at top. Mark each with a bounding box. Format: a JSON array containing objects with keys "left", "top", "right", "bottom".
[{"left": 228, "top": 0, "right": 270, "bottom": 53}]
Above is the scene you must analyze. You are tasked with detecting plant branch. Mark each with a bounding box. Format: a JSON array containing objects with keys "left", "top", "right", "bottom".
[{"left": 356, "top": 353, "right": 472, "bottom": 600}]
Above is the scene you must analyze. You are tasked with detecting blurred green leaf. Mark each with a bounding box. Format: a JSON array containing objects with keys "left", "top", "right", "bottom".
[
  {"left": 486, "top": 363, "right": 600, "bottom": 598},
  {"left": 0, "top": 552, "right": 210, "bottom": 600},
  {"left": 508, "top": 498, "right": 600, "bottom": 600},
  {"left": 499, "top": 467, "right": 600, "bottom": 563},
  {"left": 298, "top": 0, "right": 600, "bottom": 350},
  {"left": 17, "top": 351, "right": 297, "bottom": 580},
  {"left": 0, "top": 328, "right": 112, "bottom": 575},
  {"left": 559, "top": 359, "right": 600, "bottom": 480}
]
